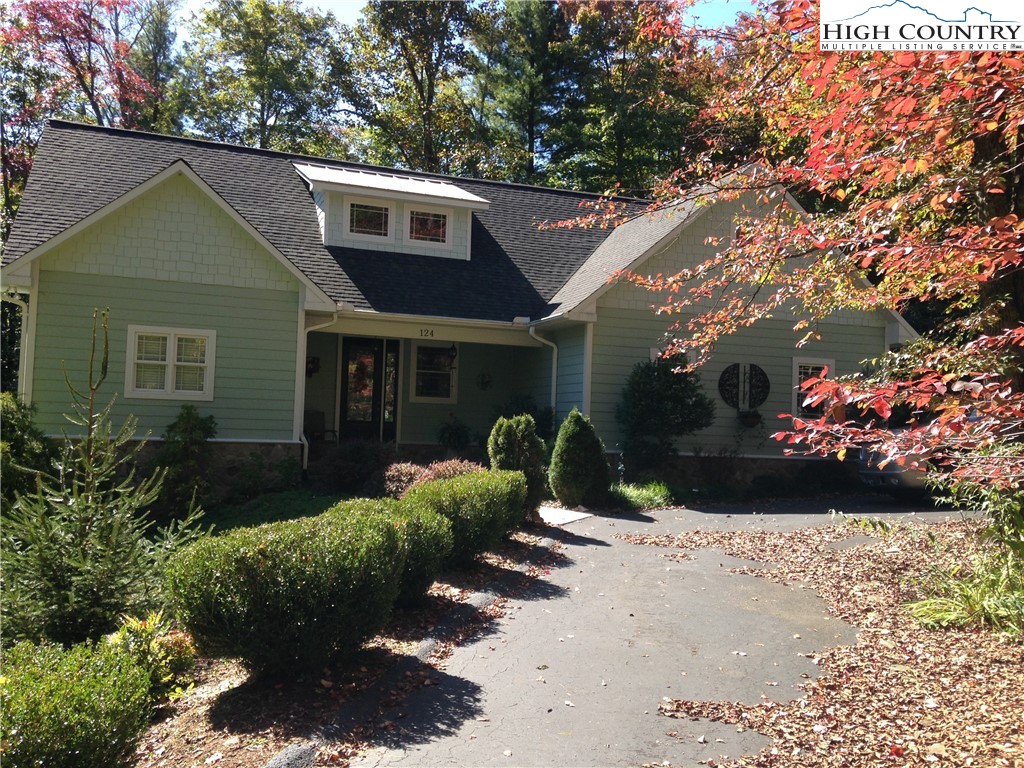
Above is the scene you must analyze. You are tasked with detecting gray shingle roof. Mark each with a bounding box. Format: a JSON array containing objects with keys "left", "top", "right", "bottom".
[
  {"left": 4, "top": 121, "right": 664, "bottom": 322},
  {"left": 545, "top": 197, "right": 704, "bottom": 316}
]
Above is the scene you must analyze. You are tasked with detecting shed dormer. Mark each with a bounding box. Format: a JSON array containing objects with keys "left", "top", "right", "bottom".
[{"left": 293, "top": 163, "right": 490, "bottom": 260}]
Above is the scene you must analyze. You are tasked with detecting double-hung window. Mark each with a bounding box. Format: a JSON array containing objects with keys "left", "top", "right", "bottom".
[
  {"left": 126, "top": 325, "right": 216, "bottom": 400},
  {"left": 792, "top": 357, "right": 833, "bottom": 419},
  {"left": 411, "top": 342, "right": 457, "bottom": 403}
]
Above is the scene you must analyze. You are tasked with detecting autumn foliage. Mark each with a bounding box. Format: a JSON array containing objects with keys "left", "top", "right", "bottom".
[{"left": 611, "top": 0, "right": 1024, "bottom": 499}]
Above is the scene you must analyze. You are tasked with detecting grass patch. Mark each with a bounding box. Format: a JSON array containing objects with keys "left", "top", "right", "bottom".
[
  {"left": 909, "top": 549, "right": 1024, "bottom": 636},
  {"left": 606, "top": 481, "right": 674, "bottom": 511},
  {"left": 202, "top": 489, "right": 347, "bottom": 534}
]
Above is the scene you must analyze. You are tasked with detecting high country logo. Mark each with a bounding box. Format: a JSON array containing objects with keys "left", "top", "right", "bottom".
[{"left": 819, "top": 0, "right": 1023, "bottom": 50}]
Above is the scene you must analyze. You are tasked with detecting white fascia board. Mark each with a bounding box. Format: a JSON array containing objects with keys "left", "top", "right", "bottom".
[
  {"left": 7, "top": 160, "right": 337, "bottom": 312},
  {"left": 0, "top": 269, "right": 32, "bottom": 287}
]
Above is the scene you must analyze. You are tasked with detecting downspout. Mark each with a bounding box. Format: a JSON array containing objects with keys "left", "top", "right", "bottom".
[
  {"left": 300, "top": 311, "right": 339, "bottom": 470},
  {"left": 529, "top": 326, "right": 558, "bottom": 416}
]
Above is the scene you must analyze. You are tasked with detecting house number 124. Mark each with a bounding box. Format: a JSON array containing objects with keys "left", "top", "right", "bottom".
[{"left": 419, "top": 328, "right": 435, "bottom": 337}]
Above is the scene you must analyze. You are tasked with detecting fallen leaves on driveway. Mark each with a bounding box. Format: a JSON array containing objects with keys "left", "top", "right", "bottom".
[{"left": 620, "top": 520, "right": 1024, "bottom": 767}]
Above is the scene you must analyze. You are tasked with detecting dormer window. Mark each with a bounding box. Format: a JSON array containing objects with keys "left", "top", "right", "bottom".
[
  {"left": 344, "top": 197, "right": 393, "bottom": 242},
  {"left": 350, "top": 202, "right": 389, "bottom": 238},
  {"left": 409, "top": 209, "right": 448, "bottom": 244},
  {"left": 292, "top": 162, "right": 488, "bottom": 258}
]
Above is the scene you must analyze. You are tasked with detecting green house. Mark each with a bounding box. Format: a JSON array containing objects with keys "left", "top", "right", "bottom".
[{"left": 1, "top": 121, "right": 915, "bottom": 474}]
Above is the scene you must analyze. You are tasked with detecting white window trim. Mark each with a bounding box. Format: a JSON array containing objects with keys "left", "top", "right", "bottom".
[
  {"left": 342, "top": 195, "right": 394, "bottom": 243},
  {"left": 792, "top": 356, "right": 834, "bottom": 418},
  {"left": 404, "top": 204, "right": 453, "bottom": 250},
  {"left": 125, "top": 325, "right": 217, "bottom": 401},
  {"left": 410, "top": 341, "right": 458, "bottom": 404}
]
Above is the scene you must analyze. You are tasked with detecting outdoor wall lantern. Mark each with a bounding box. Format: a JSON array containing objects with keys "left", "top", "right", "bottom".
[{"left": 306, "top": 356, "right": 321, "bottom": 377}]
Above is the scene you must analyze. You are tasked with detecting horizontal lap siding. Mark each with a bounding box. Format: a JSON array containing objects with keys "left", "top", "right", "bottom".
[
  {"left": 511, "top": 345, "right": 552, "bottom": 414},
  {"left": 399, "top": 342, "right": 517, "bottom": 445},
  {"left": 552, "top": 326, "right": 585, "bottom": 423},
  {"left": 28, "top": 170, "right": 303, "bottom": 441},
  {"left": 591, "top": 196, "right": 892, "bottom": 456},
  {"left": 305, "top": 332, "right": 339, "bottom": 431},
  {"left": 591, "top": 309, "right": 887, "bottom": 457},
  {"left": 33, "top": 271, "right": 299, "bottom": 440}
]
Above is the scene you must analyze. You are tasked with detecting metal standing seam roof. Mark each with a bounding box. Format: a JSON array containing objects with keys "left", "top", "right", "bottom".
[
  {"left": 4, "top": 121, "right": 721, "bottom": 324},
  {"left": 292, "top": 162, "right": 491, "bottom": 208}
]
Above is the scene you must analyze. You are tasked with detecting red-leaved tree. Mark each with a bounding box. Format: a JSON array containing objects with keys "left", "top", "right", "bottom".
[
  {"left": 5, "top": 0, "right": 157, "bottom": 130},
  {"left": 607, "top": 0, "right": 1022, "bottom": 528}
]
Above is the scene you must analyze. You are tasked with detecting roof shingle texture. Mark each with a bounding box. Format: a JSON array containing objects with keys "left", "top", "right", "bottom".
[{"left": 4, "top": 121, "right": 655, "bottom": 322}]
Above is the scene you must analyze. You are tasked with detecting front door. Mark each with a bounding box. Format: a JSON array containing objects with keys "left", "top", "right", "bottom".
[{"left": 340, "top": 337, "right": 399, "bottom": 442}]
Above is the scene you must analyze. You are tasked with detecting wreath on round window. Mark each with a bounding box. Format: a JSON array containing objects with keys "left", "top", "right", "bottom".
[{"left": 718, "top": 363, "right": 771, "bottom": 411}]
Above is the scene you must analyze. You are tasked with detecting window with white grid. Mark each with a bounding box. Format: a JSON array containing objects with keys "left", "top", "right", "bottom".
[
  {"left": 792, "top": 357, "right": 833, "bottom": 419},
  {"left": 126, "top": 326, "right": 216, "bottom": 400}
]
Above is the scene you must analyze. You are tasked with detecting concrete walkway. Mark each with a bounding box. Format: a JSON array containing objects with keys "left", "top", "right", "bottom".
[{"left": 352, "top": 496, "right": 956, "bottom": 767}]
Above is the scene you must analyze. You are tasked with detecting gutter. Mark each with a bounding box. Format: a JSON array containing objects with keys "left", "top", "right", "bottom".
[{"left": 528, "top": 326, "right": 558, "bottom": 415}]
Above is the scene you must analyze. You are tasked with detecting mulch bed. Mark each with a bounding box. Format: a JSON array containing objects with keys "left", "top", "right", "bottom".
[{"left": 621, "top": 520, "right": 1024, "bottom": 767}]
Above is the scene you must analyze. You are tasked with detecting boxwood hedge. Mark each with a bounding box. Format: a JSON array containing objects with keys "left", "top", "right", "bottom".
[
  {"left": 401, "top": 470, "right": 527, "bottom": 565},
  {"left": 325, "top": 499, "right": 453, "bottom": 606},
  {"left": 165, "top": 508, "right": 406, "bottom": 676},
  {"left": 0, "top": 640, "right": 150, "bottom": 768}
]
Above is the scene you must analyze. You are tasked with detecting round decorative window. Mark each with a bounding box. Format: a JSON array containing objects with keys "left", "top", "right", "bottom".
[{"left": 718, "top": 363, "right": 771, "bottom": 410}]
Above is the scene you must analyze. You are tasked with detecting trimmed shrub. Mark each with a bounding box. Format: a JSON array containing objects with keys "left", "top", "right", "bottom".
[
  {"left": 165, "top": 508, "right": 406, "bottom": 676},
  {"left": 393, "top": 508, "right": 454, "bottom": 605},
  {"left": 0, "top": 640, "right": 150, "bottom": 768},
  {"left": 487, "top": 414, "right": 547, "bottom": 517},
  {"left": 0, "top": 392, "right": 55, "bottom": 505},
  {"left": 548, "top": 408, "right": 612, "bottom": 508},
  {"left": 402, "top": 470, "right": 528, "bottom": 565},
  {"left": 412, "top": 459, "right": 485, "bottom": 489},
  {"left": 384, "top": 462, "right": 426, "bottom": 499},
  {"left": 325, "top": 498, "right": 452, "bottom": 606},
  {"left": 616, "top": 358, "right": 714, "bottom": 470}
]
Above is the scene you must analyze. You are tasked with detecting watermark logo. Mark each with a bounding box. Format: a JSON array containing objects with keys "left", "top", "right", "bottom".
[{"left": 819, "top": 0, "right": 1022, "bottom": 50}]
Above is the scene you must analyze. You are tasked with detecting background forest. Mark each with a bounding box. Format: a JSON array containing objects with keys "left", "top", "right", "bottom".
[{"left": 0, "top": 0, "right": 744, "bottom": 238}]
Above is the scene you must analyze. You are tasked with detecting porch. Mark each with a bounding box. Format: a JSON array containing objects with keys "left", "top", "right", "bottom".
[{"left": 302, "top": 315, "right": 555, "bottom": 450}]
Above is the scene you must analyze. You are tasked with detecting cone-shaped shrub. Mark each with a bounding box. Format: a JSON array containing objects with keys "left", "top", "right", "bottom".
[
  {"left": 165, "top": 506, "right": 406, "bottom": 676},
  {"left": 0, "top": 640, "right": 150, "bottom": 768},
  {"left": 487, "top": 414, "right": 547, "bottom": 516},
  {"left": 548, "top": 408, "right": 611, "bottom": 508},
  {"left": 402, "top": 470, "right": 527, "bottom": 565}
]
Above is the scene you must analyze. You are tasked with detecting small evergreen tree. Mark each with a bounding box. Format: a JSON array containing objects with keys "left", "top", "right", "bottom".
[
  {"left": 0, "top": 310, "right": 203, "bottom": 646},
  {"left": 488, "top": 413, "right": 547, "bottom": 519},
  {"left": 158, "top": 404, "right": 218, "bottom": 513},
  {"left": 616, "top": 357, "right": 715, "bottom": 470},
  {"left": 548, "top": 407, "right": 611, "bottom": 508}
]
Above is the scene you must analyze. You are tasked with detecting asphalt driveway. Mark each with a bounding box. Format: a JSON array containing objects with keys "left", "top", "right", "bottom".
[{"left": 351, "top": 495, "right": 959, "bottom": 768}]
